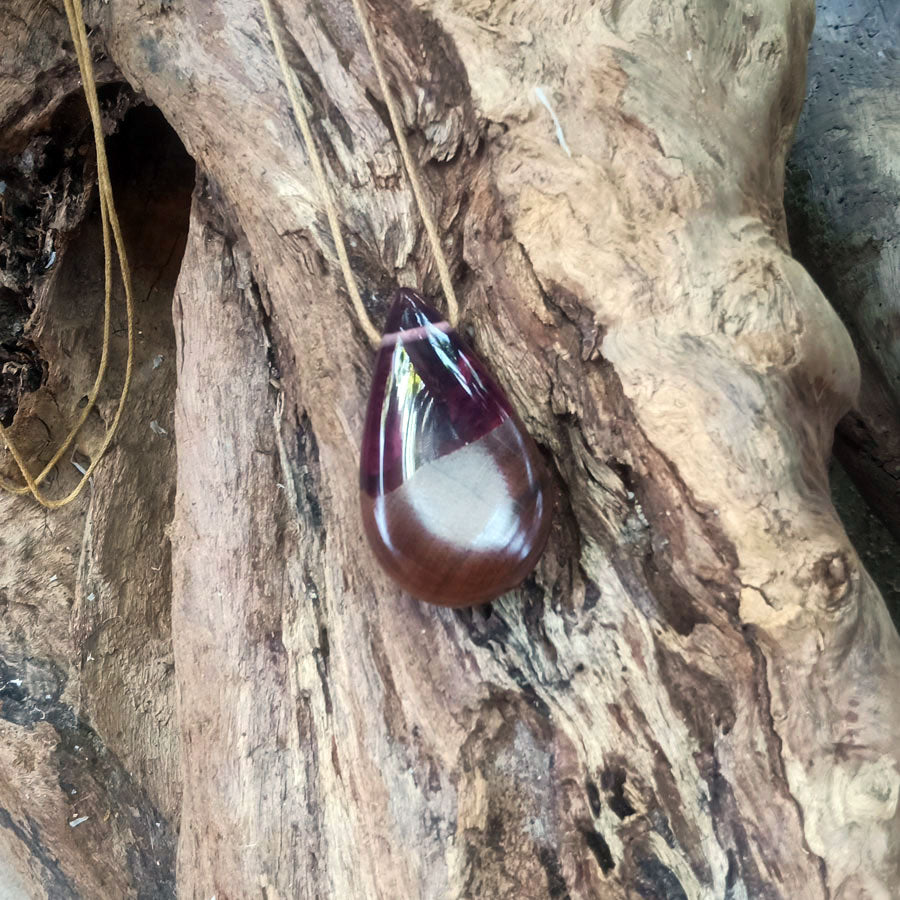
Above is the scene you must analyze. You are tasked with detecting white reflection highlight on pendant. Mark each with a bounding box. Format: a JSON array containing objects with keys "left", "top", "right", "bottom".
[{"left": 395, "top": 343, "right": 426, "bottom": 482}]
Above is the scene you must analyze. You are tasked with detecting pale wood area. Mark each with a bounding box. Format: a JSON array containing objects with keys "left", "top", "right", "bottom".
[{"left": 0, "top": 1, "right": 898, "bottom": 897}]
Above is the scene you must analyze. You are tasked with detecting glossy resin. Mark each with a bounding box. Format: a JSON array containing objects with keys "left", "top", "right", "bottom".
[{"left": 360, "top": 288, "right": 552, "bottom": 606}]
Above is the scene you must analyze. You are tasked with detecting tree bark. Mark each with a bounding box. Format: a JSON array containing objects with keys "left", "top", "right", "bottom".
[{"left": 1, "top": 1, "right": 899, "bottom": 898}]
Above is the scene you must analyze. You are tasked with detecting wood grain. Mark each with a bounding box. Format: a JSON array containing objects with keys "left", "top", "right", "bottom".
[{"left": 0, "top": 0, "right": 897, "bottom": 896}]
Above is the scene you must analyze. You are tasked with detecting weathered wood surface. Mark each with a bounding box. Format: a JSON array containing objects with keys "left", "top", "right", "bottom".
[
  {"left": 1, "top": 7, "right": 189, "bottom": 893},
  {"left": 1, "top": 0, "right": 899, "bottom": 897},
  {"left": 786, "top": 0, "right": 900, "bottom": 548}
]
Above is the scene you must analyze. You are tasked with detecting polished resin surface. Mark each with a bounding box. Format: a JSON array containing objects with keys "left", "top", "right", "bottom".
[{"left": 360, "top": 288, "right": 552, "bottom": 606}]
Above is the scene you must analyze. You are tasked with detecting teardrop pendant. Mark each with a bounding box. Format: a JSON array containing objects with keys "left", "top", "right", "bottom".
[{"left": 360, "top": 288, "right": 552, "bottom": 607}]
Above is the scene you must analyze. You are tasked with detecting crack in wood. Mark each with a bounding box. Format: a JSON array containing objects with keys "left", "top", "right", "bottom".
[{"left": 0, "top": 650, "right": 176, "bottom": 897}]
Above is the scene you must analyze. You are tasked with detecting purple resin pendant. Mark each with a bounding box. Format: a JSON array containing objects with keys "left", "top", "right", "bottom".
[{"left": 360, "top": 288, "right": 552, "bottom": 607}]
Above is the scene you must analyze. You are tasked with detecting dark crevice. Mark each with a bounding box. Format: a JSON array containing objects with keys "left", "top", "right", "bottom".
[
  {"left": 0, "top": 809, "right": 75, "bottom": 897},
  {"left": 0, "top": 651, "right": 176, "bottom": 897},
  {"left": 581, "top": 828, "right": 615, "bottom": 874},
  {"left": 0, "top": 86, "right": 119, "bottom": 425},
  {"left": 600, "top": 765, "right": 636, "bottom": 820},
  {"left": 293, "top": 411, "right": 324, "bottom": 531},
  {"left": 634, "top": 858, "right": 689, "bottom": 900},
  {"left": 585, "top": 778, "right": 602, "bottom": 817},
  {"left": 538, "top": 846, "right": 572, "bottom": 899},
  {"left": 2, "top": 77, "right": 193, "bottom": 895}
]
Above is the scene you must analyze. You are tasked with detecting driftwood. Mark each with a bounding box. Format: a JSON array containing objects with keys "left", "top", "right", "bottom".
[{"left": 1, "top": 0, "right": 899, "bottom": 897}]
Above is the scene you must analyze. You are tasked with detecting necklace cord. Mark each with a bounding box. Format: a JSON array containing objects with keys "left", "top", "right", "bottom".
[
  {"left": 259, "top": 0, "right": 460, "bottom": 341},
  {"left": 347, "top": 0, "right": 459, "bottom": 327},
  {"left": 4, "top": 0, "right": 455, "bottom": 504},
  {"left": 0, "top": 0, "right": 135, "bottom": 509},
  {"left": 259, "top": 0, "right": 381, "bottom": 349}
]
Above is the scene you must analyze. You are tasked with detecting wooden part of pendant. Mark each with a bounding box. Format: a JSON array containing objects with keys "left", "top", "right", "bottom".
[{"left": 359, "top": 288, "right": 553, "bottom": 607}]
